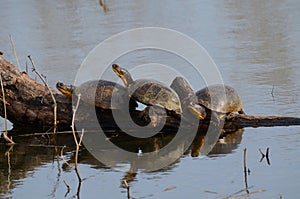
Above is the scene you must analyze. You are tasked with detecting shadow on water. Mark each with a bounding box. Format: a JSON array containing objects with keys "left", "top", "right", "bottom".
[{"left": 0, "top": 127, "right": 244, "bottom": 197}]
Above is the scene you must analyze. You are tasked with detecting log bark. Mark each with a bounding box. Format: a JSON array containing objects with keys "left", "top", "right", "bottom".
[
  {"left": 0, "top": 56, "right": 72, "bottom": 129},
  {"left": 1, "top": 55, "right": 300, "bottom": 134}
]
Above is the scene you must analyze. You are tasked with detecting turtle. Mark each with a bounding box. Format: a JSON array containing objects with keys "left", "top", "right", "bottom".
[
  {"left": 195, "top": 84, "right": 245, "bottom": 118},
  {"left": 56, "top": 80, "right": 137, "bottom": 109},
  {"left": 112, "top": 64, "right": 183, "bottom": 115},
  {"left": 170, "top": 76, "right": 206, "bottom": 120}
]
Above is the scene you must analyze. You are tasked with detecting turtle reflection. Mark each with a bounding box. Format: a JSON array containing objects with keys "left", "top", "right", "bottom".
[{"left": 0, "top": 128, "right": 244, "bottom": 196}]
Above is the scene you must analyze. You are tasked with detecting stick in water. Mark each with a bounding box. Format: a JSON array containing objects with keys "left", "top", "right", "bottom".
[
  {"left": 243, "top": 148, "right": 249, "bottom": 194},
  {"left": 0, "top": 73, "right": 15, "bottom": 144},
  {"left": 71, "top": 94, "right": 82, "bottom": 182}
]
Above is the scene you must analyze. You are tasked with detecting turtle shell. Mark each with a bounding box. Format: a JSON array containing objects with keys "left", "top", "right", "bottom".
[
  {"left": 170, "top": 76, "right": 197, "bottom": 104},
  {"left": 128, "top": 79, "right": 182, "bottom": 115},
  {"left": 75, "top": 80, "right": 136, "bottom": 109},
  {"left": 196, "top": 84, "right": 243, "bottom": 113}
]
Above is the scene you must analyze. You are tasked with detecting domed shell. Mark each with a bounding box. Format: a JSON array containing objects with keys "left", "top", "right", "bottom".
[
  {"left": 75, "top": 80, "right": 136, "bottom": 109},
  {"left": 170, "top": 76, "right": 207, "bottom": 119},
  {"left": 196, "top": 85, "right": 243, "bottom": 113},
  {"left": 128, "top": 79, "right": 182, "bottom": 115}
]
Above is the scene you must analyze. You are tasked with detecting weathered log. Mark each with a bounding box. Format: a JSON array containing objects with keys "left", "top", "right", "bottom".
[
  {"left": 225, "top": 114, "right": 300, "bottom": 130},
  {"left": 0, "top": 56, "right": 72, "bottom": 129},
  {"left": 0, "top": 55, "right": 300, "bottom": 134}
]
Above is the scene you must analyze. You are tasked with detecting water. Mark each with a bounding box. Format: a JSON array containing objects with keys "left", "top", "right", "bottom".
[{"left": 1, "top": 0, "right": 300, "bottom": 198}]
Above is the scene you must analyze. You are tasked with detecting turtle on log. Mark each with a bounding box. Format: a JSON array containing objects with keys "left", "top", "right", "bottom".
[
  {"left": 56, "top": 80, "right": 137, "bottom": 110},
  {"left": 112, "top": 64, "right": 182, "bottom": 115},
  {"left": 171, "top": 77, "right": 244, "bottom": 123},
  {"left": 196, "top": 84, "right": 245, "bottom": 116}
]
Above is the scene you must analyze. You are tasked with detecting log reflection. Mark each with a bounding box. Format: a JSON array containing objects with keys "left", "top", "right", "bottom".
[{"left": 0, "top": 127, "right": 245, "bottom": 196}]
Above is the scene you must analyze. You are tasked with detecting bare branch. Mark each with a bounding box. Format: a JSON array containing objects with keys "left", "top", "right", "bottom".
[
  {"left": 71, "top": 94, "right": 82, "bottom": 182},
  {"left": 243, "top": 148, "right": 249, "bottom": 194},
  {"left": 28, "top": 55, "right": 57, "bottom": 135},
  {"left": 9, "top": 35, "right": 21, "bottom": 71},
  {"left": 63, "top": 180, "right": 71, "bottom": 197},
  {"left": 60, "top": 145, "right": 72, "bottom": 168},
  {"left": 122, "top": 180, "right": 130, "bottom": 199}
]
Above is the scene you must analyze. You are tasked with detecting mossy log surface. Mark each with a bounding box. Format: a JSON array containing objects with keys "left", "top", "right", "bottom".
[{"left": 1, "top": 56, "right": 300, "bottom": 134}]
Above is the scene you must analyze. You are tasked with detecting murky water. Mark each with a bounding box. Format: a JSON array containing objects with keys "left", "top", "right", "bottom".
[{"left": 1, "top": 0, "right": 300, "bottom": 198}]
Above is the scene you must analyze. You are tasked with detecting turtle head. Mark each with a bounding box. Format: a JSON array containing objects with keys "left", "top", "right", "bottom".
[
  {"left": 56, "top": 82, "right": 75, "bottom": 98},
  {"left": 112, "top": 64, "right": 133, "bottom": 87},
  {"left": 187, "top": 103, "right": 206, "bottom": 120}
]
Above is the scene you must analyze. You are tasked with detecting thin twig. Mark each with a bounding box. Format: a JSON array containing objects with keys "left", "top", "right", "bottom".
[
  {"left": 60, "top": 145, "right": 72, "bottom": 168},
  {"left": 71, "top": 94, "right": 80, "bottom": 146},
  {"left": 74, "top": 135, "right": 81, "bottom": 182},
  {"left": 99, "top": 0, "right": 108, "bottom": 13},
  {"left": 266, "top": 147, "right": 270, "bottom": 165},
  {"left": 28, "top": 55, "right": 57, "bottom": 135},
  {"left": 243, "top": 148, "right": 247, "bottom": 170},
  {"left": 5, "top": 145, "right": 14, "bottom": 191},
  {"left": 259, "top": 148, "right": 265, "bottom": 162},
  {"left": 74, "top": 141, "right": 81, "bottom": 182},
  {"left": 0, "top": 74, "right": 15, "bottom": 144},
  {"left": 271, "top": 85, "right": 275, "bottom": 98},
  {"left": 25, "top": 61, "right": 28, "bottom": 74},
  {"left": 224, "top": 186, "right": 254, "bottom": 199},
  {"left": 259, "top": 147, "right": 270, "bottom": 165},
  {"left": 243, "top": 148, "right": 249, "bottom": 194},
  {"left": 70, "top": 95, "right": 83, "bottom": 198},
  {"left": 123, "top": 180, "right": 130, "bottom": 199},
  {"left": 225, "top": 189, "right": 265, "bottom": 199},
  {"left": 55, "top": 146, "right": 62, "bottom": 175},
  {"left": 63, "top": 180, "right": 71, "bottom": 197},
  {"left": 259, "top": 148, "right": 265, "bottom": 157},
  {"left": 9, "top": 35, "right": 21, "bottom": 71},
  {"left": 48, "top": 147, "right": 62, "bottom": 198},
  {"left": 71, "top": 94, "right": 82, "bottom": 182},
  {"left": 78, "top": 129, "right": 85, "bottom": 146},
  {"left": 76, "top": 180, "right": 82, "bottom": 199},
  {"left": 163, "top": 186, "right": 177, "bottom": 192},
  {"left": 63, "top": 180, "right": 71, "bottom": 192}
]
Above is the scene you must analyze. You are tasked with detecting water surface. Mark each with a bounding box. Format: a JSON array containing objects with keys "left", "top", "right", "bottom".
[{"left": 0, "top": 0, "right": 300, "bottom": 198}]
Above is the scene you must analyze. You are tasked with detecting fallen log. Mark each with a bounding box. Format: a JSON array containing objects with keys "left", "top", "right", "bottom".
[
  {"left": 0, "top": 55, "right": 300, "bottom": 134},
  {"left": 225, "top": 114, "right": 300, "bottom": 130},
  {"left": 0, "top": 55, "right": 71, "bottom": 129}
]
